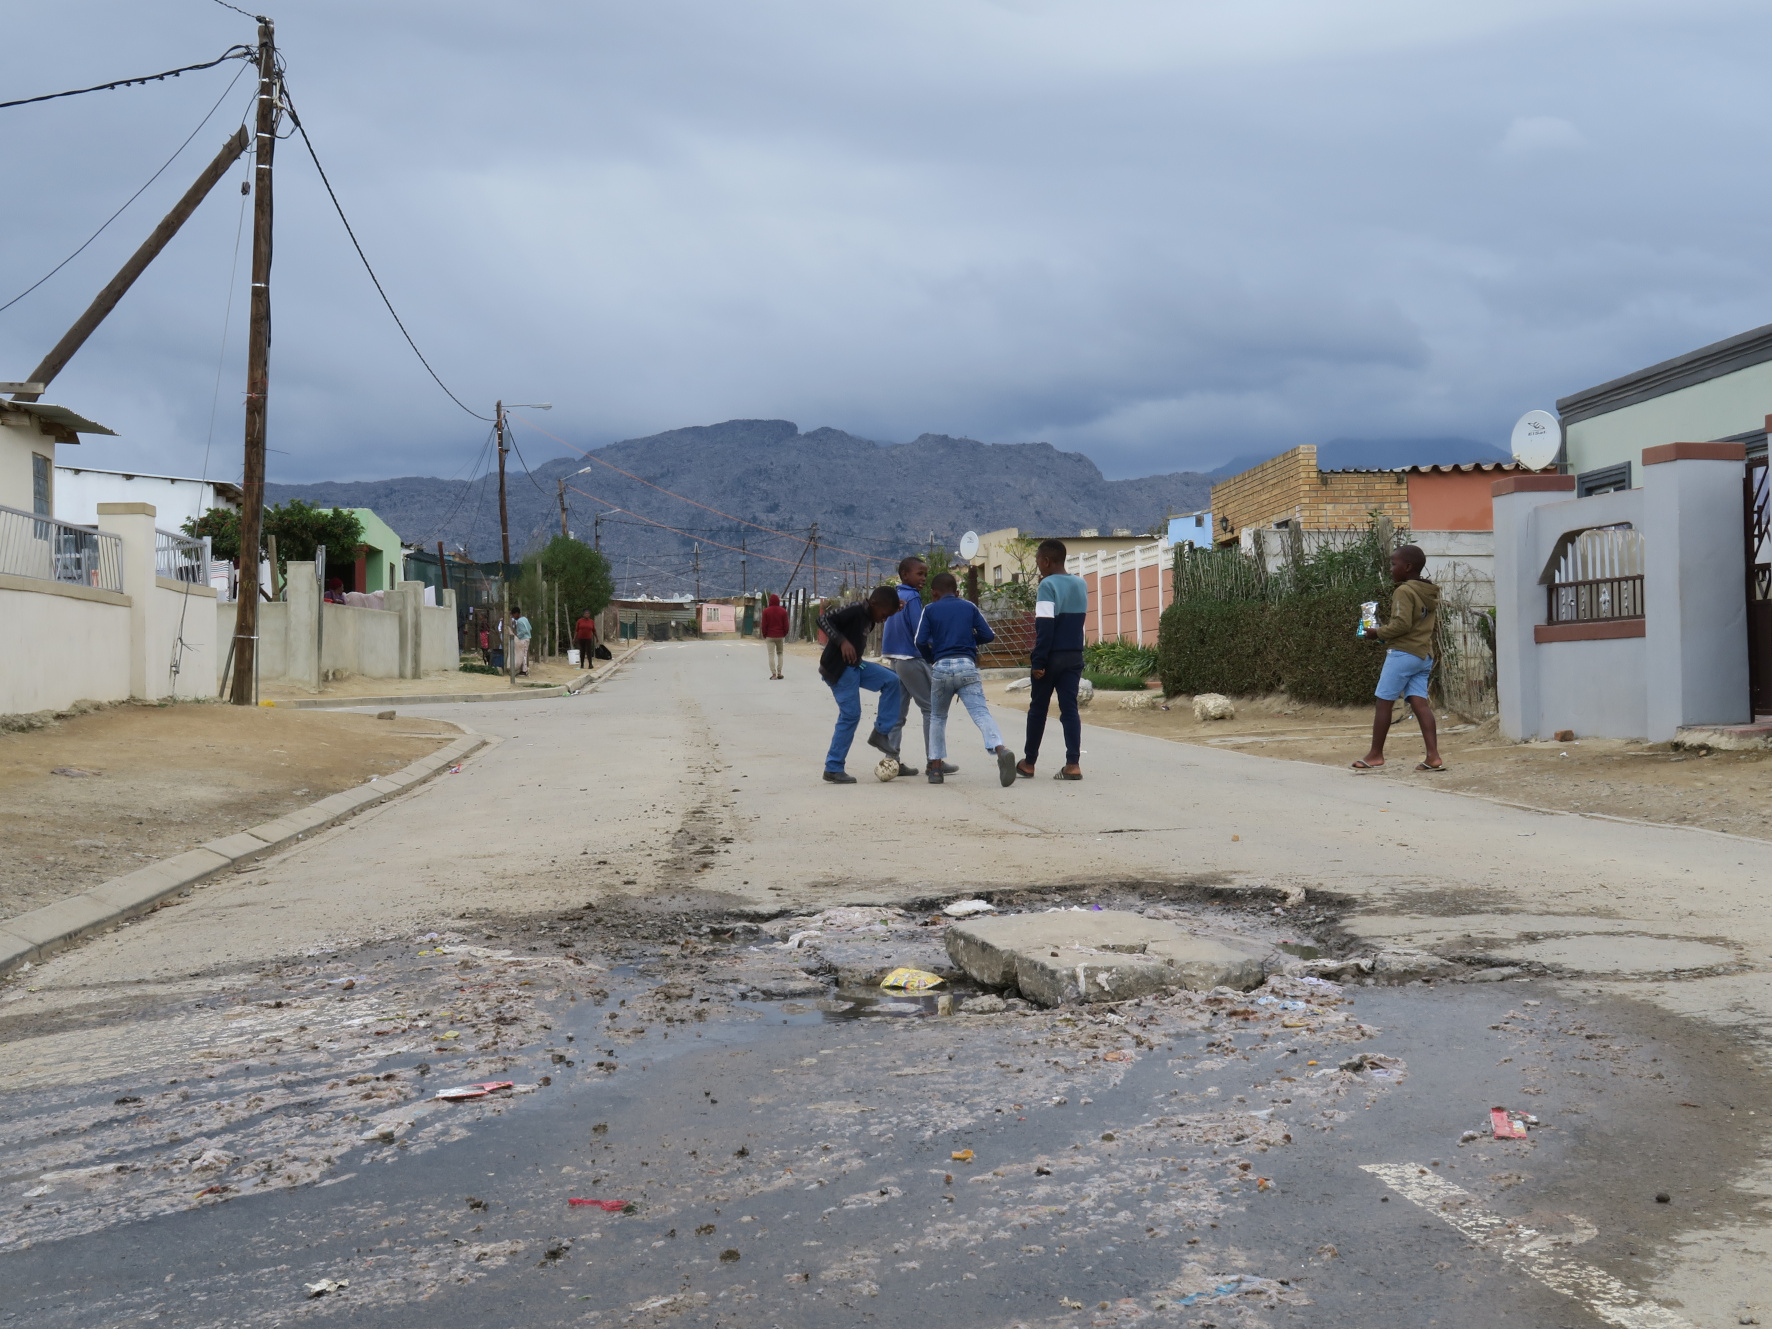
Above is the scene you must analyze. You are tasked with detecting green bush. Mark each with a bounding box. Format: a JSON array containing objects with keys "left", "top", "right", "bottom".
[
  {"left": 1158, "top": 600, "right": 1278, "bottom": 697},
  {"left": 1084, "top": 638, "right": 1159, "bottom": 678},
  {"left": 1084, "top": 671, "right": 1150, "bottom": 691}
]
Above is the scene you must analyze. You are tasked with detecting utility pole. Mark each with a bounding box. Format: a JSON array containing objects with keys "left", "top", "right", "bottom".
[
  {"left": 231, "top": 21, "right": 278, "bottom": 706},
  {"left": 594, "top": 512, "right": 601, "bottom": 552},
  {"left": 810, "top": 522, "right": 819, "bottom": 601},
  {"left": 496, "top": 400, "right": 514, "bottom": 685},
  {"left": 557, "top": 478, "right": 568, "bottom": 539},
  {"left": 740, "top": 531, "right": 747, "bottom": 597},
  {"left": 693, "top": 544, "right": 701, "bottom": 600}
]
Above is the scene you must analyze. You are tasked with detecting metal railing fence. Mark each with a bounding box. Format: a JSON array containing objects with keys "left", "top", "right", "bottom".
[
  {"left": 1547, "top": 574, "right": 1645, "bottom": 625},
  {"left": 0, "top": 503, "right": 123, "bottom": 592},
  {"left": 156, "top": 528, "right": 210, "bottom": 586}
]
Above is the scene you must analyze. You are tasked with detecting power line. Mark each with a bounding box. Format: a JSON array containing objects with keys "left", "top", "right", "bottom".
[
  {"left": 209, "top": 0, "right": 267, "bottom": 19},
  {"left": 279, "top": 79, "right": 491, "bottom": 422},
  {"left": 564, "top": 483, "right": 810, "bottom": 567},
  {"left": 0, "top": 46, "right": 255, "bottom": 110},
  {"left": 0, "top": 63, "right": 253, "bottom": 314}
]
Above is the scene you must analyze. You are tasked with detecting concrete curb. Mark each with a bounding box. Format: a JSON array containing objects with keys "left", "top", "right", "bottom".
[
  {"left": 264, "top": 642, "right": 643, "bottom": 711},
  {"left": 0, "top": 729, "right": 489, "bottom": 979}
]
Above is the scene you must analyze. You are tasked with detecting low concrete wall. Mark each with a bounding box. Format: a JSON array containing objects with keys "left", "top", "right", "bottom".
[
  {"left": 322, "top": 601, "right": 399, "bottom": 679},
  {"left": 150, "top": 578, "right": 219, "bottom": 701},
  {"left": 0, "top": 579, "right": 132, "bottom": 714},
  {"left": 420, "top": 604, "right": 457, "bottom": 672}
]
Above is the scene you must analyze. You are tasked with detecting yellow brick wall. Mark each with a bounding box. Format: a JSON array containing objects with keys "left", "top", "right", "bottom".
[{"left": 1209, "top": 445, "right": 1411, "bottom": 542}]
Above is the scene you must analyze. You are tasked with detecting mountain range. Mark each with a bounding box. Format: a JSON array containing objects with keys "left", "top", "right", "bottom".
[
  {"left": 266, "top": 419, "right": 1214, "bottom": 599},
  {"left": 264, "top": 421, "right": 1512, "bottom": 599}
]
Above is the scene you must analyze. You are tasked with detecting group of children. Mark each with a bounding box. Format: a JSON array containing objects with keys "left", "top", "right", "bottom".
[
  {"left": 805, "top": 533, "right": 1448, "bottom": 783},
  {"left": 812, "top": 538, "right": 1088, "bottom": 785}
]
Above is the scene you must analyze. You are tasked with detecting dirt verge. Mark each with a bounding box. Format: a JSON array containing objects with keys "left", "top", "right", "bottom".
[{"left": 0, "top": 702, "right": 459, "bottom": 919}]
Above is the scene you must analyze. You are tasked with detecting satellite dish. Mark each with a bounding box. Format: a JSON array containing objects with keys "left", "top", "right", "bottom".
[
  {"left": 958, "top": 530, "right": 980, "bottom": 560},
  {"left": 1511, "top": 410, "right": 1560, "bottom": 470}
]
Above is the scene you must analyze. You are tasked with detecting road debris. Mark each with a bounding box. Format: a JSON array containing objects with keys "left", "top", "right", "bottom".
[
  {"left": 880, "top": 967, "right": 944, "bottom": 991},
  {"left": 1491, "top": 1107, "right": 1531, "bottom": 1139},
  {"left": 568, "top": 1198, "right": 633, "bottom": 1212},
  {"left": 303, "top": 1278, "right": 348, "bottom": 1298},
  {"left": 434, "top": 1081, "right": 515, "bottom": 1101}
]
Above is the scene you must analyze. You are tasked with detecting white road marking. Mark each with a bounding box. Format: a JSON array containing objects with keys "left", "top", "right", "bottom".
[{"left": 1361, "top": 1163, "right": 1694, "bottom": 1329}]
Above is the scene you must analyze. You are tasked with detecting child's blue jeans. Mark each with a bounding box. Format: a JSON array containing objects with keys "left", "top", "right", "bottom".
[
  {"left": 824, "top": 662, "right": 902, "bottom": 772},
  {"left": 928, "top": 657, "right": 1002, "bottom": 761}
]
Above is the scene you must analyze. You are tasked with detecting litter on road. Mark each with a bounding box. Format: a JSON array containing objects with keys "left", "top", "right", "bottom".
[
  {"left": 434, "top": 1081, "right": 515, "bottom": 1101},
  {"left": 1490, "top": 1106, "right": 1530, "bottom": 1139},
  {"left": 303, "top": 1279, "right": 348, "bottom": 1298},
  {"left": 879, "top": 967, "right": 944, "bottom": 991},
  {"left": 568, "top": 1198, "right": 634, "bottom": 1212}
]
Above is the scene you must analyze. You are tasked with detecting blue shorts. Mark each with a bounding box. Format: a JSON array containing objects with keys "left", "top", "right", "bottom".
[{"left": 1376, "top": 649, "right": 1433, "bottom": 701}]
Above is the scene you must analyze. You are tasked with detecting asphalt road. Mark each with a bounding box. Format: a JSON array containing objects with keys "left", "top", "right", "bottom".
[{"left": 2, "top": 640, "right": 1767, "bottom": 1327}]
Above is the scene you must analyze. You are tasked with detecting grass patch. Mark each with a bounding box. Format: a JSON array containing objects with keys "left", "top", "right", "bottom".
[{"left": 1084, "top": 671, "right": 1151, "bottom": 691}]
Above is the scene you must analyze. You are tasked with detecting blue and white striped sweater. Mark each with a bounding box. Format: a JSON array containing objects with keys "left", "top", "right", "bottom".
[{"left": 1032, "top": 572, "right": 1087, "bottom": 671}]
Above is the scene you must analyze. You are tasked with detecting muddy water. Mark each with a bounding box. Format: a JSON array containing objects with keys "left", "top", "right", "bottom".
[{"left": 2, "top": 937, "right": 1762, "bottom": 1329}]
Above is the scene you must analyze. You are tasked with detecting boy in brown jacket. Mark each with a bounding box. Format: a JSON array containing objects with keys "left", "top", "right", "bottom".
[{"left": 1353, "top": 544, "right": 1444, "bottom": 771}]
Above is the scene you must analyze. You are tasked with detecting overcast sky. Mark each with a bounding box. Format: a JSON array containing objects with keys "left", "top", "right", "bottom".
[{"left": 5, "top": 0, "right": 1770, "bottom": 488}]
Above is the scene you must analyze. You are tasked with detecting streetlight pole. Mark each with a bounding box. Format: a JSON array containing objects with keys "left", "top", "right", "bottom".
[{"left": 493, "top": 400, "right": 552, "bottom": 685}]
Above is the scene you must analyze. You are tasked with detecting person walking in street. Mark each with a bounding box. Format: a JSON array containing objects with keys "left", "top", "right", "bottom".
[
  {"left": 1017, "top": 539, "right": 1088, "bottom": 780},
  {"left": 914, "top": 571, "right": 1018, "bottom": 786},
  {"left": 478, "top": 616, "right": 493, "bottom": 665},
  {"left": 760, "top": 592, "right": 790, "bottom": 679},
  {"left": 816, "top": 586, "right": 904, "bottom": 784},
  {"left": 574, "top": 609, "right": 598, "bottom": 670},
  {"left": 881, "top": 556, "right": 952, "bottom": 778},
  {"left": 1353, "top": 544, "right": 1444, "bottom": 772},
  {"left": 512, "top": 608, "right": 532, "bottom": 677}
]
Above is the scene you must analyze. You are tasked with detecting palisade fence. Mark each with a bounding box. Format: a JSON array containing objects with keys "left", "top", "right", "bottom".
[
  {"left": 1158, "top": 520, "right": 1497, "bottom": 717},
  {"left": 0, "top": 503, "right": 123, "bottom": 592}
]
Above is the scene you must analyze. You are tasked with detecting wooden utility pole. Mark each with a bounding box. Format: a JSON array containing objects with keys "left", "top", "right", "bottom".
[
  {"left": 810, "top": 522, "right": 819, "bottom": 600},
  {"left": 496, "top": 400, "right": 514, "bottom": 685},
  {"left": 593, "top": 512, "right": 601, "bottom": 552},
  {"left": 231, "top": 22, "right": 278, "bottom": 705},
  {"left": 740, "top": 532, "right": 746, "bottom": 597},
  {"left": 693, "top": 544, "right": 701, "bottom": 600},
  {"left": 557, "top": 478, "right": 569, "bottom": 538},
  {"left": 436, "top": 541, "right": 450, "bottom": 590},
  {"left": 13, "top": 127, "right": 250, "bottom": 404}
]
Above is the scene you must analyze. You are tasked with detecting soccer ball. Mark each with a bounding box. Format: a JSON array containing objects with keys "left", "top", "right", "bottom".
[{"left": 874, "top": 757, "right": 900, "bottom": 782}]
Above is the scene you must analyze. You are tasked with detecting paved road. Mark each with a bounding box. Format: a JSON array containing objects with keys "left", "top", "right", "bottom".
[{"left": 2, "top": 640, "right": 1767, "bottom": 1327}]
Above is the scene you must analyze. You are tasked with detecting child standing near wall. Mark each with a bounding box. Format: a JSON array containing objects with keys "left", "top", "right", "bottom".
[
  {"left": 1017, "top": 539, "right": 1089, "bottom": 780},
  {"left": 1354, "top": 544, "right": 1444, "bottom": 772},
  {"left": 914, "top": 572, "right": 1019, "bottom": 786}
]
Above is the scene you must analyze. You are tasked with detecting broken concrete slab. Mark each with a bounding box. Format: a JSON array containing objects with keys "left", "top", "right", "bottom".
[{"left": 944, "top": 910, "right": 1266, "bottom": 1006}]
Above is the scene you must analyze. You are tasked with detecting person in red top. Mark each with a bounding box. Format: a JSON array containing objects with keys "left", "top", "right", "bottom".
[
  {"left": 759, "top": 592, "right": 790, "bottom": 679},
  {"left": 574, "top": 610, "right": 598, "bottom": 670}
]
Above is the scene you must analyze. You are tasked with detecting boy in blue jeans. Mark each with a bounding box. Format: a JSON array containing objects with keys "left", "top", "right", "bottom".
[
  {"left": 1017, "top": 539, "right": 1088, "bottom": 780},
  {"left": 816, "top": 586, "right": 904, "bottom": 784},
  {"left": 1354, "top": 544, "right": 1444, "bottom": 772},
  {"left": 914, "top": 572, "right": 1019, "bottom": 786}
]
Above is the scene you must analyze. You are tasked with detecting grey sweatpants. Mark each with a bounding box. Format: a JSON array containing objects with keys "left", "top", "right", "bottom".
[{"left": 886, "top": 657, "right": 933, "bottom": 761}]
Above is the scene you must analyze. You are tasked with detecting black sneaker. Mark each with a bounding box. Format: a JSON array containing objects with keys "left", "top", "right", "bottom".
[
  {"left": 996, "top": 746, "right": 1018, "bottom": 787},
  {"left": 866, "top": 730, "right": 900, "bottom": 761},
  {"left": 926, "top": 767, "right": 944, "bottom": 784},
  {"left": 939, "top": 761, "right": 959, "bottom": 774},
  {"left": 822, "top": 770, "right": 857, "bottom": 784},
  {"left": 894, "top": 761, "right": 920, "bottom": 778}
]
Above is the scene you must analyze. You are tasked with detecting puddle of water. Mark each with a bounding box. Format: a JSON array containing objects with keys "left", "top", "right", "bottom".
[
  {"left": 1277, "top": 941, "right": 1322, "bottom": 959},
  {"left": 821, "top": 983, "right": 981, "bottom": 1019}
]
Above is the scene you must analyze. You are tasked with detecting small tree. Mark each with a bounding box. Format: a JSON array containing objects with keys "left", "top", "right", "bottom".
[
  {"left": 181, "top": 501, "right": 363, "bottom": 572},
  {"left": 517, "top": 536, "right": 614, "bottom": 625}
]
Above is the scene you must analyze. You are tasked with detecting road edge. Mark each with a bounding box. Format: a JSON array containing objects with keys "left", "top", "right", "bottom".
[
  {"left": 0, "top": 727, "right": 489, "bottom": 979},
  {"left": 261, "top": 641, "right": 643, "bottom": 710}
]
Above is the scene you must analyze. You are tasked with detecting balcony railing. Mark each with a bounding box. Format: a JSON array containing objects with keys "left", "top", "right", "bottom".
[
  {"left": 1547, "top": 574, "right": 1644, "bottom": 625},
  {"left": 156, "top": 527, "right": 209, "bottom": 586},
  {"left": 0, "top": 503, "right": 123, "bottom": 593}
]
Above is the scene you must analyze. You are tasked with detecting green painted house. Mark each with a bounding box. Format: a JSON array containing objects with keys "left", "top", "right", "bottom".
[{"left": 349, "top": 508, "right": 406, "bottom": 593}]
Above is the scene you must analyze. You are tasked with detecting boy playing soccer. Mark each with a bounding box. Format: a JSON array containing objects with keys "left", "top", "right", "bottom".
[
  {"left": 1353, "top": 544, "right": 1444, "bottom": 772},
  {"left": 913, "top": 572, "right": 1019, "bottom": 786},
  {"left": 1017, "top": 539, "right": 1088, "bottom": 780},
  {"left": 816, "top": 586, "right": 904, "bottom": 784}
]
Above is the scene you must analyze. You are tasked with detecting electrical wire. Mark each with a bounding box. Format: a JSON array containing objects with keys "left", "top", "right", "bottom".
[
  {"left": 564, "top": 483, "right": 811, "bottom": 567},
  {"left": 0, "top": 46, "right": 254, "bottom": 110},
  {"left": 279, "top": 80, "right": 491, "bottom": 422},
  {"left": 209, "top": 0, "right": 266, "bottom": 20},
  {"left": 0, "top": 62, "right": 253, "bottom": 316}
]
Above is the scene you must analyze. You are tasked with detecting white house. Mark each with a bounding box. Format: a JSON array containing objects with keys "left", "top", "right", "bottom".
[{"left": 54, "top": 465, "right": 241, "bottom": 532}]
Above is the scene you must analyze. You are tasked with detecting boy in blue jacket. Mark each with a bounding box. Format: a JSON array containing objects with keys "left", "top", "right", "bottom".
[
  {"left": 1017, "top": 539, "right": 1087, "bottom": 780},
  {"left": 914, "top": 572, "right": 1019, "bottom": 786}
]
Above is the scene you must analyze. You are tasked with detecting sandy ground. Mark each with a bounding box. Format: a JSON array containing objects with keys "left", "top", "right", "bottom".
[
  {"left": 989, "top": 685, "right": 1771, "bottom": 839},
  {"left": 258, "top": 652, "right": 599, "bottom": 701},
  {"left": 0, "top": 703, "right": 458, "bottom": 919}
]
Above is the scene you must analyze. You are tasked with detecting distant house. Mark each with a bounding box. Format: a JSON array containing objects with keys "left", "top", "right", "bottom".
[
  {"left": 55, "top": 465, "right": 241, "bottom": 531},
  {"left": 969, "top": 526, "right": 1153, "bottom": 587},
  {"left": 1, "top": 399, "right": 114, "bottom": 518},
  {"left": 1167, "top": 508, "right": 1212, "bottom": 549},
  {"left": 345, "top": 508, "right": 405, "bottom": 594},
  {"left": 1208, "top": 444, "right": 1544, "bottom": 598}
]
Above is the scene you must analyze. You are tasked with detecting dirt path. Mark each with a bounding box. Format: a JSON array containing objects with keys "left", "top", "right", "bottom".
[
  {"left": 0, "top": 703, "right": 458, "bottom": 919},
  {"left": 994, "top": 687, "right": 1764, "bottom": 839}
]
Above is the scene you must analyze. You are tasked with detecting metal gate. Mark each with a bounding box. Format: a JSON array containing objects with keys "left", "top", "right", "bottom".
[{"left": 1747, "top": 456, "right": 1772, "bottom": 714}]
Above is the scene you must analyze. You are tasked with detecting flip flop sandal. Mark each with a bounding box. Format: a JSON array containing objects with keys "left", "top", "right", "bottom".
[
  {"left": 1416, "top": 762, "right": 1447, "bottom": 772},
  {"left": 1053, "top": 770, "right": 1083, "bottom": 781},
  {"left": 1350, "top": 760, "right": 1382, "bottom": 770},
  {"left": 1015, "top": 764, "right": 1036, "bottom": 779}
]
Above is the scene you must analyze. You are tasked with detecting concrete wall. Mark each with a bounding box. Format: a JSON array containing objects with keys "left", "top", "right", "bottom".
[
  {"left": 321, "top": 602, "right": 400, "bottom": 678},
  {"left": 0, "top": 579, "right": 132, "bottom": 714},
  {"left": 1493, "top": 445, "right": 1750, "bottom": 742},
  {"left": 1565, "top": 362, "right": 1772, "bottom": 476},
  {"left": 1415, "top": 530, "right": 1494, "bottom": 604},
  {"left": 420, "top": 603, "right": 457, "bottom": 672},
  {"left": 150, "top": 578, "right": 218, "bottom": 700}
]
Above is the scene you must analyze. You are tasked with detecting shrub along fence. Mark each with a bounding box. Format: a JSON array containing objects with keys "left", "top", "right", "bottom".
[{"left": 1157, "top": 524, "right": 1400, "bottom": 708}]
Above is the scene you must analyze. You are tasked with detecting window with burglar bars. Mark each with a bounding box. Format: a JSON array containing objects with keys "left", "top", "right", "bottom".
[{"left": 1545, "top": 525, "right": 1644, "bottom": 624}]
